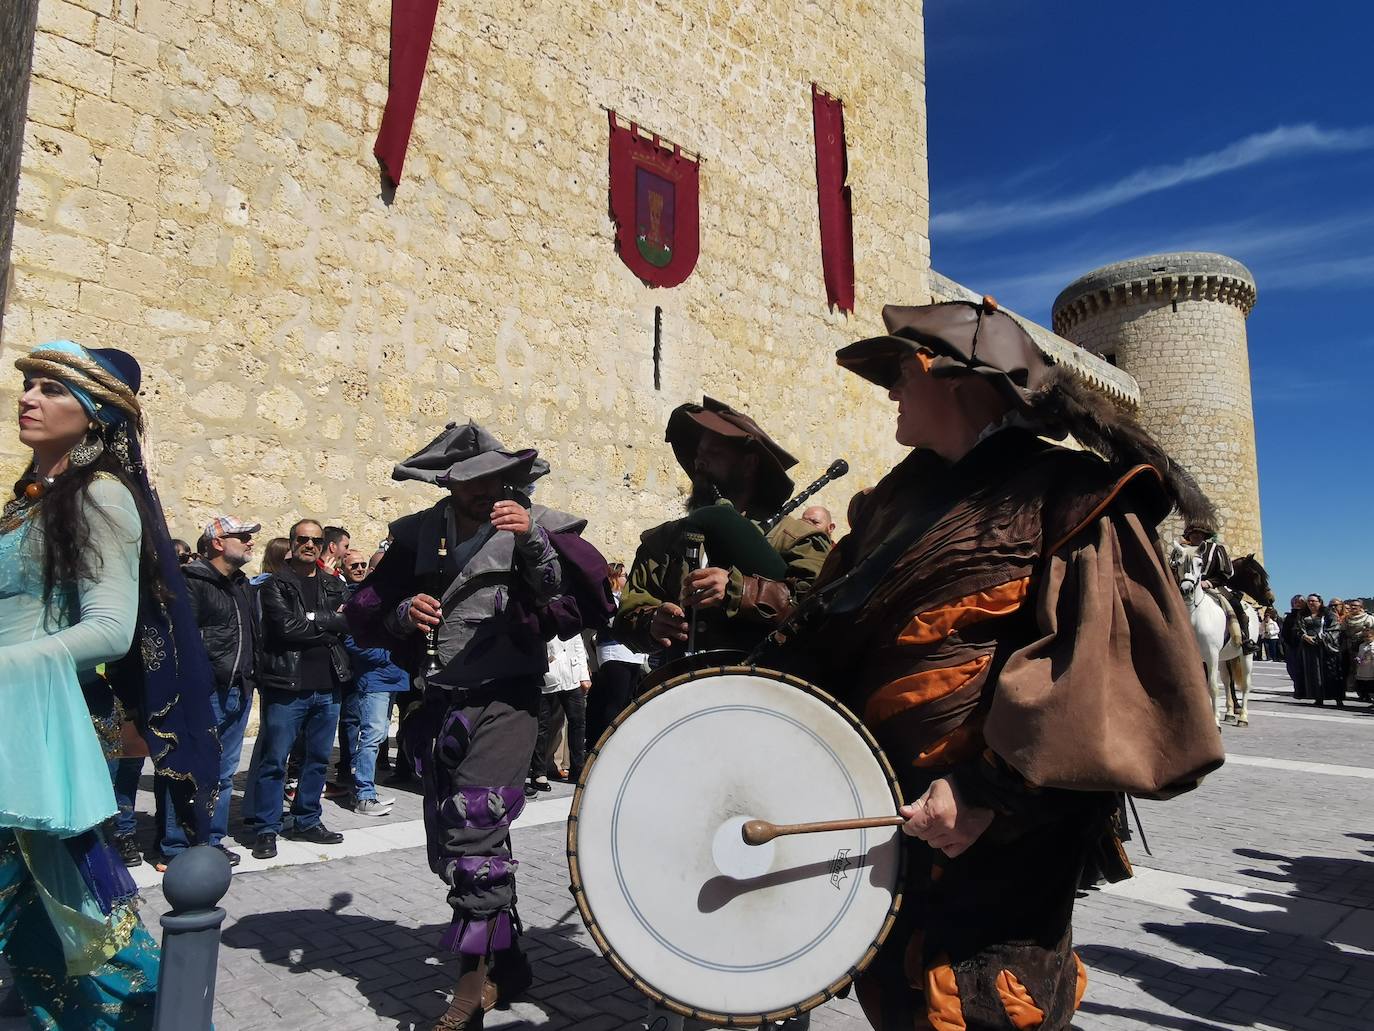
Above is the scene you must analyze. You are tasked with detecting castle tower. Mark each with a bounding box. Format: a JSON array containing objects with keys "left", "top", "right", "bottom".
[{"left": 1051, "top": 252, "right": 1262, "bottom": 557}]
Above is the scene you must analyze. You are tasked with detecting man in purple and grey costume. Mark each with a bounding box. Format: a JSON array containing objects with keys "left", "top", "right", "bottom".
[{"left": 346, "top": 421, "right": 599, "bottom": 1031}]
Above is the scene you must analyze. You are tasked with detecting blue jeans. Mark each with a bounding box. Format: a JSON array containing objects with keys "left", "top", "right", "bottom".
[
  {"left": 250, "top": 688, "right": 341, "bottom": 834},
  {"left": 107, "top": 757, "right": 144, "bottom": 838},
  {"left": 158, "top": 685, "right": 252, "bottom": 854},
  {"left": 347, "top": 692, "right": 394, "bottom": 802}
]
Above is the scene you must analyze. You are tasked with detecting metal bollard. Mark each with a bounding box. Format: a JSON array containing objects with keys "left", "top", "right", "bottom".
[{"left": 153, "top": 844, "right": 232, "bottom": 1031}]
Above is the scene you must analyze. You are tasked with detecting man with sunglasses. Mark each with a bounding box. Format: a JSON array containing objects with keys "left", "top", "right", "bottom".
[
  {"left": 171, "top": 515, "right": 263, "bottom": 867},
  {"left": 251, "top": 518, "right": 353, "bottom": 858}
]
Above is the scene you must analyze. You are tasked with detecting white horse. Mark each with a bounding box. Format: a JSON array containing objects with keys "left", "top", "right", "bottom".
[{"left": 1169, "top": 543, "right": 1256, "bottom": 726}]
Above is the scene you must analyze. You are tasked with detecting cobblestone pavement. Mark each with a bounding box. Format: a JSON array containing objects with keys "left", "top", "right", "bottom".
[{"left": 3, "top": 662, "right": 1371, "bottom": 1029}]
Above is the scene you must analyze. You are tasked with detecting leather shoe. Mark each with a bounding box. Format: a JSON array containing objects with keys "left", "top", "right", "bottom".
[
  {"left": 114, "top": 833, "right": 142, "bottom": 868},
  {"left": 284, "top": 822, "right": 344, "bottom": 845},
  {"left": 251, "top": 833, "right": 277, "bottom": 860},
  {"left": 216, "top": 844, "right": 242, "bottom": 867}
]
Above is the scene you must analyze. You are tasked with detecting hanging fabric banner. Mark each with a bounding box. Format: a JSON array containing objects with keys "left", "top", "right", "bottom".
[
  {"left": 607, "top": 111, "right": 701, "bottom": 288},
  {"left": 811, "top": 84, "right": 855, "bottom": 313},
  {"left": 373, "top": 0, "right": 442, "bottom": 188}
]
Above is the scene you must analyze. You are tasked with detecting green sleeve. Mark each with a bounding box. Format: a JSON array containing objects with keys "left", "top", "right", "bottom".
[{"left": 613, "top": 532, "right": 672, "bottom": 653}]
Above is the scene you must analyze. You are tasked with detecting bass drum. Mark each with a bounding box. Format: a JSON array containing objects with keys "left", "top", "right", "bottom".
[
  {"left": 637, "top": 649, "right": 747, "bottom": 694},
  {"left": 568, "top": 666, "right": 904, "bottom": 1026}
]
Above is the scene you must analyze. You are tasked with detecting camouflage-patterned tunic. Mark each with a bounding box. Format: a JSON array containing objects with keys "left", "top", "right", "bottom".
[{"left": 614, "top": 505, "right": 830, "bottom": 658}]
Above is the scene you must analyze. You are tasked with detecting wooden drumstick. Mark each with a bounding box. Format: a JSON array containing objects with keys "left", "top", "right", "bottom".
[{"left": 742, "top": 815, "right": 905, "bottom": 846}]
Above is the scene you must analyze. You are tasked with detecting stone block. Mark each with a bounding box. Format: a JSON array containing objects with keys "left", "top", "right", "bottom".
[
  {"left": 187, "top": 381, "right": 249, "bottom": 420},
  {"left": 111, "top": 60, "right": 163, "bottom": 114},
  {"left": 73, "top": 94, "right": 136, "bottom": 145},
  {"left": 24, "top": 77, "right": 78, "bottom": 129},
  {"left": 37, "top": 0, "right": 97, "bottom": 46},
  {"left": 11, "top": 223, "right": 107, "bottom": 280},
  {"left": 96, "top": 148, "right": 156, "bottom": 200},
  {"left": 11, "top": 267, "right": 81, "bottom": 310},
  {"left": 76, "top": 280, "right": 140, "bottom": 321},
  {"left": 15, "top": 175, "right": 52, "bottom": 221},
  {"left": 55, "top": 186, "right": 132, "bottom": 244},
  {"left": 32, "top": 30, "right": 113, "bottom": 96},
  {"left": 133, "top": 0, "right": 196, "bottom": 49},
  {"left": 94, "top": 19, "right": 161, "bottom": 67},
  {"left": 22, "top": 122, "right": 100, "bottom": 187},
  {"left": 102, "top": 246, "right": 169, "bottom": 295}
]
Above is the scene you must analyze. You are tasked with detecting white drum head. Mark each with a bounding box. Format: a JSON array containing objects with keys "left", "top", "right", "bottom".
[{"left": 568, "top": 667, "right": 904, "bottom": 1025}]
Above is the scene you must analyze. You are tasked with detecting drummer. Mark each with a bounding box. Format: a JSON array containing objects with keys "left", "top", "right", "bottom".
[
  {"left": 807, "top": 299, "right": 1223, "bottom": 1030},
  {"left": 614, "top": 397, "right": 830, "bottom": 660}
]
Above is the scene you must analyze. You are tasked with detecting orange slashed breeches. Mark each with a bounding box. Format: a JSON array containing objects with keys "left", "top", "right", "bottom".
[{"left": 855, "top": 819, "right": 1093, "bottom": 1031}]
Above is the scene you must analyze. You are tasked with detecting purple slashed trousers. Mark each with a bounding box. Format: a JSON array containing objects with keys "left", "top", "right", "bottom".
[{"left": 404, "top": 676, "right": 541, "bottom": 957}]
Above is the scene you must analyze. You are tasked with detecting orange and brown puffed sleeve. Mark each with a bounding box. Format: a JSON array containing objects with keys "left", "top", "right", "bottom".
[{"left": 982, "top": 501, "right": 1224, "bottom": 800}]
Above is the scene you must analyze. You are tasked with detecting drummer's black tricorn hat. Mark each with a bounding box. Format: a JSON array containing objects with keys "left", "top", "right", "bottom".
[
  {"left": 666, "top": 397, "right": 797, "bottom": 510},
  {"left": 836, "top": 297, "right": 1055, "bottom": 412}
]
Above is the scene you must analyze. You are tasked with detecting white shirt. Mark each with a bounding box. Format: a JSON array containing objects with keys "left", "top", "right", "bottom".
[
  {"left": 596, "top": 591, "right": 647, "bottom": 666},
  {"left": 543, "top": 633, "right": 590, "bottom": 693}
]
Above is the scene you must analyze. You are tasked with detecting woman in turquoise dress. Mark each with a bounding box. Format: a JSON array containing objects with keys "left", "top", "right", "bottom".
[{"left": 1, "top": 342, "right": 219, "bottom": 1028}]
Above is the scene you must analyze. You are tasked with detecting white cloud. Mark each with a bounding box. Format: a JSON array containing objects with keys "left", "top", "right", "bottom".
[
  {"left": 1261, "top": 253, "right": 1374, "bottom": 290},
  {"left": 932, "top": 125, "right": 1374, "bottom": 239},
  {"left": 948, "top": 210, "right": 1374, "bottom": 318}
]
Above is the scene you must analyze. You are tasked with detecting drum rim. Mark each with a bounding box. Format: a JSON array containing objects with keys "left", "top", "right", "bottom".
[{"left": 566, "top": 663, "right": 907, "bottom": 1027}]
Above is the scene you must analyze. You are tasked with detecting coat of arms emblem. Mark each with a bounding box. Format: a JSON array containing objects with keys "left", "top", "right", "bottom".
[{"left": 608, "top": 112, "right": 700, "bottom": 288}]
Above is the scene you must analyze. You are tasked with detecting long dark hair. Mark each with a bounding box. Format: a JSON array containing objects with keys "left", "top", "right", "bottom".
[{"left": 19, "top": 448, "right": 172, "bottom": 609}]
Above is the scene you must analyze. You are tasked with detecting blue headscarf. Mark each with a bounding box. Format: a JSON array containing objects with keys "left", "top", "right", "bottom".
[{"left": 16, "top": 341, "right": 221, "bottom": 840}]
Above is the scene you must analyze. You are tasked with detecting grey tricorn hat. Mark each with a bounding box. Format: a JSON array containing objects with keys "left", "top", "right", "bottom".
[{"left": 392, "top": 421, "right": 550, "bottom": 487}]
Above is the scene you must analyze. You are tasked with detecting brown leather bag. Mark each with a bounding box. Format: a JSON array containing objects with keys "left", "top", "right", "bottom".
[{"left": 119, "top": 720, "right": 150, "bottom": 759}]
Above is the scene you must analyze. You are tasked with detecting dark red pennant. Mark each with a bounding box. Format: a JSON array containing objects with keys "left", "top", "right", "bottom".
[
  {"left": 812, "top": 84, "right": 855, "bottom": 313},
  {"left": 374, "top": 0, "right": 442, "bottom": 189}
]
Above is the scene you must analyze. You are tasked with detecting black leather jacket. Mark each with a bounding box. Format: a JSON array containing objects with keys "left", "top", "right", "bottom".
[
  {"left": 259, "top": 566, "right": 351, "bottom": 692},
  {"left": 182, "top": 559, "right": 260, "bottom": 693}
]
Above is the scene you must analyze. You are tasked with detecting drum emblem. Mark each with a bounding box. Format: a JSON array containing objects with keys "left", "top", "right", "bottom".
[{"left": 828, "top": 848, "right": 853, "bottom": 889}]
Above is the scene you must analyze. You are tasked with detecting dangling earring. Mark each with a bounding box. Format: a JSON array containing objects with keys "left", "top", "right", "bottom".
[{"left": 69, "top": 424, "right": 105, "bottom": 467}]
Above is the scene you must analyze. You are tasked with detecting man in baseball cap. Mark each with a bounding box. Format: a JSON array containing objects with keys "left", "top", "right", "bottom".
[{"left": 168, "top": 514, "right": 263, "bottom": 867}]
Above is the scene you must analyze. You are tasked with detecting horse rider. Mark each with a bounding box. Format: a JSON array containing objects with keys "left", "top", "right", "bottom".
[{"left": 1180, "top": 523, "right": 1256, "bottom": 655}]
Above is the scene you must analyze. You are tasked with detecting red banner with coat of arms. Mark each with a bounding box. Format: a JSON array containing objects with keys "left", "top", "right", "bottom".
[{"left": 608, "top": 113, "right": 700, "bottom": 288}]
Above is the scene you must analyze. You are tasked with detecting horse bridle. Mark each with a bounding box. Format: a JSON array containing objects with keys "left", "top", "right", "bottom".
[{"left": 1172, "top": 546, "right": 1202, "bottom": 607}]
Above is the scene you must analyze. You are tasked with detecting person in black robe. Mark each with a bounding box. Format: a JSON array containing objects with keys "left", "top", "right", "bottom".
[
  {"left": 1296, "top": 594, "right": 1343, "bottom": 708},
  {"left": 1281, "top": 594, "right": 1308, "bottom": 698}
]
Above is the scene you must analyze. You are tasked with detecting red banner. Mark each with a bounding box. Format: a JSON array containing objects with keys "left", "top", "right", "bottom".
[
  {"left": 373, "top": 0, "right": 442, "bottom": 189},
  {"left": 812, "top": 85, "right": 855, "bottom": 313},
  {"left": 608, "top": 112, "right": 700, "bottom": 288}
]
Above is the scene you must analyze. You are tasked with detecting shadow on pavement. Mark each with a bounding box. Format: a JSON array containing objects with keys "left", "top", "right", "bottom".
[
  {"left": 1079, "top": 846, "right": 1374, "bottom": 1031},
  {"left": 221, "top": 890, "right": 608, "bottom": 1029},
  {"left": 1077, "top": 1001, "right": 1235, "bottom": 1030},
  {"left": 1224, "top": 847, "right": 1374, "bottom": 927}
]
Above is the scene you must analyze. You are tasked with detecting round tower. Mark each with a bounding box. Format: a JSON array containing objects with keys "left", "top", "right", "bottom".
[{"left": 1052, "top": 252, "right": 1262, "bottom": 557}]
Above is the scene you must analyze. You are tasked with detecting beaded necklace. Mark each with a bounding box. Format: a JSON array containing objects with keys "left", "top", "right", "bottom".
[{"left": 0, "top": 474, "right": 53, "bottom": 535}]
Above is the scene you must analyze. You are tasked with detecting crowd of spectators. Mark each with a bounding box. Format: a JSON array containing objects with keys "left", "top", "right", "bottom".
[
  {"left": 1272, "top": 594, "right": 1374, "bottom": 707},
  {"left": 110, "top": 513, "right": 646, "bottom": 868}
]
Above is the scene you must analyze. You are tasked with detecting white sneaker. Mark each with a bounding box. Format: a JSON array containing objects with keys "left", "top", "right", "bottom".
[
  {"left": 354, "top": 798, "right": 393, "bottom": 817},
  {"left": 375, "top": 794, "right": 396, "bottom": 807}
]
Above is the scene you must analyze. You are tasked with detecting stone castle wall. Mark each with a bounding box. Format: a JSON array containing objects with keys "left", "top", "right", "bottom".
[
  {"left": 2, "top": 0, "right": 929, "bottom": 561},
  {"left": 1058, "top": 297, "right": 1263, "bottom": 557}
]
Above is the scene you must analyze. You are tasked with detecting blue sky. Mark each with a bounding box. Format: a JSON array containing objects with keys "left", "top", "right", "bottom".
[{"left": 923, "top": 0, "right": 1374, "bottom": 606}]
